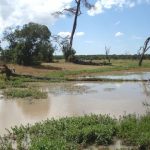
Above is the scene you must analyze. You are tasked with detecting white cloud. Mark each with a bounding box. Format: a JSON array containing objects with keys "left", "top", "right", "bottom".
[
  {"left": 58, "top": 31, "right": 85, "bottom": 38},
  {"left": 0, "top": 0, "right": 150, "bottom": 33},
  {"left": 87, "top": 1, "right": 103, "bottom": 16},
  {"left": 115, "top": 32, "right": 124, "bottom": 37},
  {"left": 0, "top": 0, "right": 73, "bottom": 32},
  {"left": 75, "top": 32, "right": 85, "bottom": 36},
  {"left": 88, "top": 0, "right": 150, "bottom": 16},
  {"left": 58, "top": 32, "right": 71, "bottom": 37}
]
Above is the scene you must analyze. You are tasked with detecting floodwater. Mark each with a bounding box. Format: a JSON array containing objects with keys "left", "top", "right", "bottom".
[
  {"left": 84, "top": 72, "right": 150, "bottom": 81},
  {"left": 0, "top": 78, "right": 150, "bottom": 135}
]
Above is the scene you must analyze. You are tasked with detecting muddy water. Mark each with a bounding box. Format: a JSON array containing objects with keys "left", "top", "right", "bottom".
[
  {"left": 0, "top": 81, "right": 150, "bottom": 135},
  {"left": 85, "top": 72, "right": 150, "bottom": 80}
]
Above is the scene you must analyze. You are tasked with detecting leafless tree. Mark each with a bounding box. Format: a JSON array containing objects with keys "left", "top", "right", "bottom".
[
  {"left": 105, "top": 46, "right": 111, "bottom": 63},
  {"left": 52, "top": 0, "right": 94, "bottom": 61},
  {"left": 138, "top": 37, "right": 150, "bottom": 66}
]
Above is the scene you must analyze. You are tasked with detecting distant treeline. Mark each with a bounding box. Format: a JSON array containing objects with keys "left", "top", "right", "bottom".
[{"left": 54, "top": 54, "right": 150, "bottom": 60}]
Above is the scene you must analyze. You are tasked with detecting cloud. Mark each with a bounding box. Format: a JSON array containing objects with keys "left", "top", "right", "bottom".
[
  {"left": 0, "top": 0, "right": 150, "bottom": 33},
  {"left": 88, "top": 0, "right": 150, "bottom": 16},
  {"left": 115, "top": 32, "right": 124, "bottom": 37},
  {"left": 75, "top": 32, "right": 85, "bottom": 36},
  {"left": 87, "top": 1, "right": 103, "bottom": 16},
  {"left": 58, "top": 31, "right": 85, "bottom": 38},
  {"left": 0, "top": 0, "right": 73, "bottom": 32},
  {"left": 58, "top": 32, "right": 71, "bottom": 37}
]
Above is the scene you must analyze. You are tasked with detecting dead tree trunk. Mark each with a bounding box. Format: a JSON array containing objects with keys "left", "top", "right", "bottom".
[
  {"left": 0, "top": 65, "right": 13, "bottom": 79},
  {"left": 139, "top": 37, "right": 150, "bottom": 66},
  {"left": 69, "top": 0, "right": 81, "bottom": 49}
]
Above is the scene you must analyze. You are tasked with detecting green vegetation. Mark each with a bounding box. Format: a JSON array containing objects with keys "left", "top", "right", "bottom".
[
  {"left": 0, "top": 75, "right": 47, "bottom": 99},
  {"left": 4, "top": 88, "right": 47, "bottom": 99},
  {"left": 118, "top": 115, "right": 150, "bottom": 149},
  {"left": 46, "top": 60, "right": 150, "bottom": 79},
  {"left": 0, "top": 114, "right": 150, "bottom": 149},
  {"left": 1, "top": 22, "right": 54, "bottom": 65}
]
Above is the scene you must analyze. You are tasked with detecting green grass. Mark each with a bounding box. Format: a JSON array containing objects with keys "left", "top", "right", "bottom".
[
  {"left": 4, "top": 88, "right": 47, "bottom": 99},
  {"left": 0, "top": 114, "right": 150, "bottom": 149},
  {"left": 0, "top": 75, "right": 48, "bottom": 99},
  {"left": 118, "top": 114, "right": 150, "bottom": 149},
  {"left": 46, "top": 60, "right": 150, "bottom": 79}
]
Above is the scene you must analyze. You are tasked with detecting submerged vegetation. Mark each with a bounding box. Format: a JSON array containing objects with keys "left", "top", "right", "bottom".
[
  {"left": 0, "top": 75, "right": 47, "bottom": 99},
  {"left": 0, "top": 114, "right": 150, "bottom": 149},
  {"left": 4, "top": 88, "right": 47, "bottom": 99}
]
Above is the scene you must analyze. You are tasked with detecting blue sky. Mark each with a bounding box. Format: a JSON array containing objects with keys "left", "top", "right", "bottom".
[
  {"left": 52, "top": 2, "right": 150, "bottom": 55},
  {"left": 0, "top": 0, "right": 150, "bottom": 55}
]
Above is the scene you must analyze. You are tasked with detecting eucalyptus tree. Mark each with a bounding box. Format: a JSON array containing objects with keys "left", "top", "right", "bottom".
[{"left": 53, "top": 0, "right": 94, "bottom": 61}]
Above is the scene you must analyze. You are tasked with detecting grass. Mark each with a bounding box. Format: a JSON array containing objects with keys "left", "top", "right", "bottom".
[
  {"left": 118, "top": 114, "right": 150, "bottom": 149},
  {"left": 0, "top": 75, "right": 47, "bottom": 99},
  {"left": 4, "top": 88, "right": 47, "bottom": 99},
  {"left": 0, "top": 114, "right": 150, "bottom": 149},
  {"left": 45, "top": 59, "right": 150, "bottom": 79}
]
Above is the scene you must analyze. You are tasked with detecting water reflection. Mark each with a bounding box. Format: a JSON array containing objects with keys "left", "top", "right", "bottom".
[
  {"left": 141, "top": 81, "right": 150, "bottom": 114},
  {"left": 0, "top": 81, "right": 149, "bottom": 135},
  {"left": 0, "top": 99, "right": 50, "bottom": 135},
  {"left": 84, "top": 72, "right": 150, "bottom": 81}
]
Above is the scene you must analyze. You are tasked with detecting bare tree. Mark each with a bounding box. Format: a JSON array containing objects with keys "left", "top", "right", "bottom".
[
  {"left": 52, "top": 0, "right": 93, "bottom": 61},
  {"left": 138, "top": 37, "right": 150, "bottom": 66},
  {"left": 105, "top": 46, "right": 111, "bottom": 63}
]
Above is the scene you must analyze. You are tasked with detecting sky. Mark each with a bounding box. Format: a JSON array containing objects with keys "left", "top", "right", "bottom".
[{"left": 0, "top": 0, "right": 150, "bottom": 55}]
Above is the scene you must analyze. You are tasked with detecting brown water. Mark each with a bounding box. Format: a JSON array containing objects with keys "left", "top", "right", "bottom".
[
  {"left": 0, "top": 81, "right": 150, "bottom": 135},
  {"left": 83, "top": 72, "right": 150, "bottom": 81}
]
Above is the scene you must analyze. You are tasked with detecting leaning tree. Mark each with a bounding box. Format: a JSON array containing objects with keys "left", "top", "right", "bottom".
[
  {"left": 53, "top": 0, "right": 94, "bottom": 62},
  {"left": 138, "top": 37, "right": 150, "bottom": 66}
]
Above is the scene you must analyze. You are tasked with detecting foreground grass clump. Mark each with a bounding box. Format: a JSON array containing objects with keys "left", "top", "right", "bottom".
[
  {"left": 118, "top": 114, "right": 150, "bottom": 149},
  {"left": 0, "top": 115, "right": 117, "bottom": 149},
  {"left": 4, "top": 88, "right": 47, "bottom": 99},
  {"left": 0, "top": 114, "right": 150, "bottom": 149},
  {"left": 1, "top": 114, "right": 150, "bottom": 149}
]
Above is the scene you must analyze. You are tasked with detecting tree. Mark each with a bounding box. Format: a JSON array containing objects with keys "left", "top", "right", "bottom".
[
  {"left": 53, "top": 0, "right": 93, "bottom": 62},
  {"left": 62, "top": 43, "right": 76, "bottom": 62},
  {"left": 52, "top": 35, "right": 76, "bottom": 62},
  {"left": 105, "top": 46, "right": 111, "bottom": 63},
  {"left": 138, "top": 37, "right": 150, "bottom": 66},
  {"left": 3, "top": 22, "right": 54, "bottom": 65}
]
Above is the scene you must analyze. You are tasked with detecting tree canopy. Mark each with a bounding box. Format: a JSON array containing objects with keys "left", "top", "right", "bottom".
[{"left": 2, "top": 22, "right": 54, "bottom": 65}]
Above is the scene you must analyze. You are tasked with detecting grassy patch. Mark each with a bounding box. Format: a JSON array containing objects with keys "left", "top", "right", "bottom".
[
  {"left": 118, "top": 114, "right": 150, "bottom": 149},
  {"left": 0, "top": 114, "right": 150, "bottom": 149},
  {"left": 4, "top": 88, "right": 47, "bottom": 99},
  {"left": 45, "top": 60, "right": 150, "bottom": 79},
  {"left": 0, "top": 115, "right": 117, "bottom": 149}
]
